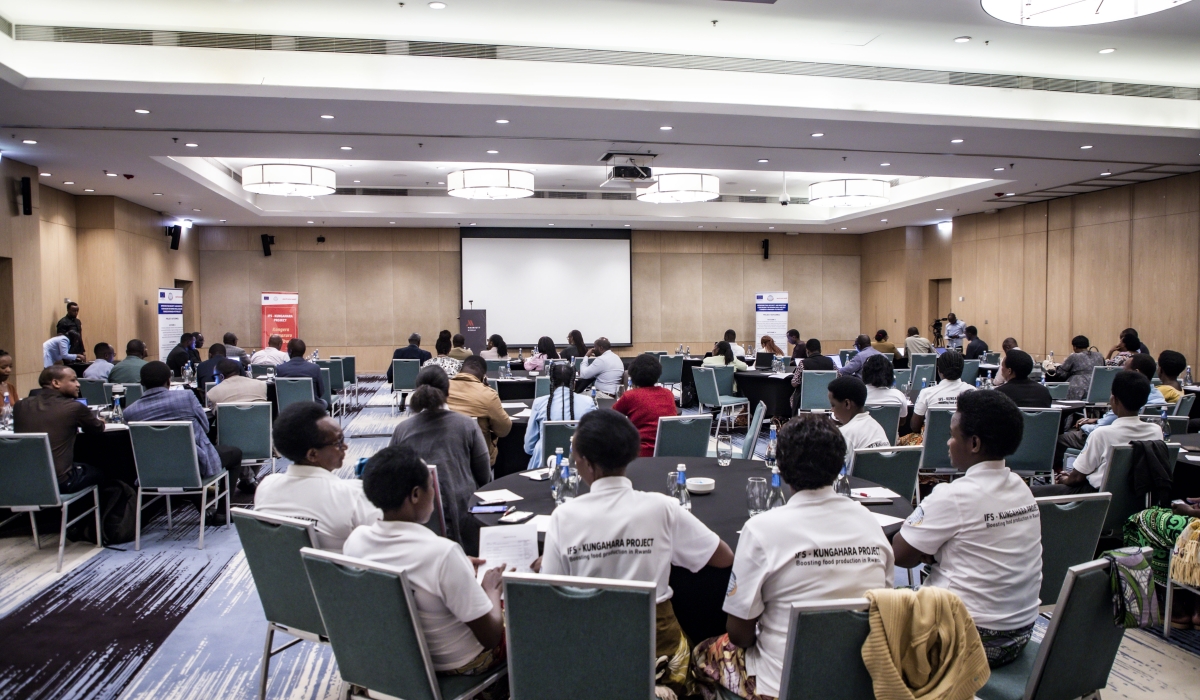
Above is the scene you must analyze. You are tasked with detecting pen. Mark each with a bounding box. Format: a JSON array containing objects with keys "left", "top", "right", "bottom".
[{"left": 503, "top": 505, "right": 517, "bottom": 517}]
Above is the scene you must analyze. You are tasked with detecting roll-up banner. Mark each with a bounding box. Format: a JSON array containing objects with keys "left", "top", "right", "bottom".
[
  {"left": 261, "top": 292, "right": 299, "bottom": 348},
  {"left": 157, "top": 288, "right": 184, "bottom": 359},
  {"left": 754, "top": 292, "right": 789, "bottom": 349}
]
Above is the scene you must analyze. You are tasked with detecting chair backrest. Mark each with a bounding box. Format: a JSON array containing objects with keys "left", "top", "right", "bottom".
[
  {"left": 1024, "top": 555, "right": 1139, "bottom": 700},
  {"left": 391, "top": 359, "right": 421, "bottom": 392},
  {"left": 983, "top": 351, "right": 1001, "bottom": 365},
  {"left": 77, "top": 378, "right": 107, "bottom": 406},
  {"left": 275, "top": 377, "right": 315, "bottom": 413},
  {"left": 572, "top": 356, "right": 585, "bottom": 373},
  {"left": 216, "top": 402, "right": 273, "bottom": 461},
  {"left": 892, "top": 369, "right": 911, "bottom": 391},
  {"left": 486, "top": 359, "right": 508, "bottom": 373},
  {"left": 691, "top": 367, "right": 722, "bottom": 408},
  {"left": 535, "top": 375, "right": 550, "bottom": 398},
  {"left": 1086, "top": 366, "right": 1122, "bottom": 404},
  {"left": 1164, "top": 416, "right": 1189, "bottom": 436},
  {"left": 848, "top": 446, "right": 922, "bottom": 503},
  {"left": 658, "top": 355, "right": 684, "bottom": 385},
  {"left": 864, "top": 404, "right": 902, "bottom": 445},
  {"left": 128, "top": 421, "right": 203, "bottom": 488},
  {"left": 800, "top": 370, "right": 838, "bottom": 411},
  {"left": 0, "top": 433, "right": 62, "bottom": 506},
  {"left": 301, "top": 549, "right": 444, "bottom": 700},
  {"left": 1007, "top": 409, "right": 1062, "bottom": 474},
  {"left": 330, "top": 355, "right": 357, "bottom": 386},
  {"left": 961, "top": 359, "right": 981, "bottom": 385},
  {"left": 838, "top": 349, "right": 858, "bottom": 367},
  {"left": 232, "top": 508, "right": 326, "bottom": 636},
  {"left": 319, "top": 367, "right": 333, "bottom": 406},
  {"left": 1045, "top": 382, "right": 1070, "bottom": 400},
  {"left": 504, "top": 572, "right": 656, "bottom": 700},
  {"left": 910, "top": 353, "right": 937, "bottom": 367},
  {"left": 712, "top": 365, "right": 735, "bottom": 396},
  {"left": 777, "top": 599, "right": 874, "bottom": 700},
  {"left": 487, "top": 378, "right": 499, "bottom": 392},
  {"left": 1175, "top": 392, "right": 1195, "bottom": 416},
  {"left": 1035, "top": 493, "right": 1111, "bottom": 605},
  {"left": 540, "top": 420, "right": 579, "bottom": 466},
  {"left": 250, "top": 364, "right": 273, "bottom": 378},
  {"left": 1098, "top": 445, "right": 1138, "bottom": 534},
  {"left": 1139, "top": 404, "right": 1167, "bottom": 416},
  {"left": 918, "top": 408, "right": 955, "bottom": 472},
  {"left": 123, "top": 383, "right": 144, "bottom": 404},
  {"left": 324, "top": 358, "right": 345, "bottom": 392},
  {"left": 653, "top": 415, "right": 713, "bottom": 457},
  {"left": 742, "top": 401, "right": 767, "bottom": 459},
  {"left": 907, "top": 365, "right": 936, "bottom": 398}
]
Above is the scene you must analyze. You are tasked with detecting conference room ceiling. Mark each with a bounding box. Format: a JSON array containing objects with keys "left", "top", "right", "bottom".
[{"left": 0, "top": 0, "right": 1197, "bottom": 232}]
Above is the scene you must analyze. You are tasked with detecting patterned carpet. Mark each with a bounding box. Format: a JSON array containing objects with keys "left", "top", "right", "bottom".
[{"left": 0, "top": 378, "right": 1197, "bottom": 699}]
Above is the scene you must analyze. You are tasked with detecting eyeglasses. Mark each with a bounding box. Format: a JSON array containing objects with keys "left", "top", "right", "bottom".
[{"left": 320, "top": 435, "right": 347, "bottom": 449}]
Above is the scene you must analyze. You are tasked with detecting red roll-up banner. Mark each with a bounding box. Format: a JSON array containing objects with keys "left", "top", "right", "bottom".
[{"left": 261, "top": 292, "right": 299, "bottom": 348}]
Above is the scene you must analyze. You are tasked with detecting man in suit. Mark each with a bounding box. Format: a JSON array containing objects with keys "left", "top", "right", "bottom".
[
  {"left": 387, "top": 333, "right": 432, "bottom": 383},
  {"left": 56, "top": 302, "right": 84, "bottom": 354},
  {"left": 166, "top": 333, "right": 196, "bottom": 376},
  {"left": 223, "top": 332, "right": 251, "bottom": 367},
  {"left": 275, "top": 338, "right": 327, "bottom": 409}
]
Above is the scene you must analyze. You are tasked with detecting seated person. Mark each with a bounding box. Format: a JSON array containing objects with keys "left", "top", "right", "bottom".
[
  {"left": 524, "top": 363, "right": 596, "bottom": 470},
  {"left": 222, "top": 332, "right": 250, "bottom": 367},
  {"left": 1056, "top": 353, "right": 1165, "bottom": 462},
  {"left": 478, "top": 334, "right": 509, "bottom": 360},
  {"left": 344, "top": 445, "right": 505, "bottom": 676},
  {"left": 206, "top": 358, "right": 269, "bottom": 408},
  {"left": 523, "top": 336, "right": 560, "bottom": 372},
  {"left": 994, "top": 350, "right": 1052, "bottom": 408},
  {"left": 702, "top": 341, "right": 749, "bottom": 394},
  {"left": 274, "top": 338, "right": 327, "bottom": 409},
  {"left": 447, "top": 355, "right": 512, "bottom": 466},
  {"left": 790, "top": 338, "right": 837, "bottom": 411},
  {"left": 870, "top": 329, "right": 897, "bottom": 355},
  {"left": 695, "top": 414, "right": 894, "bottom": 700},
  {"left": 13, "top": 366, "right": 106, "bottom": 493},
  {"left": 196, "top": 343, "right": 228, "bottom": 387},
  {"left": 540, "top": 409, "right": 734, "bottom": 695},
  {"left": 390, "top": 366, "right": 492, "bottom": 555},
  {"left": 724, "top": 329, "right": 747, "bottom": 358},
  {"left": 124, "top": 361, "right": 255, "bottom": 493},
  {"left": 388, "top": 333, "right": 433, "bottom": 383},
  {"left": 904, "top": 326, "right": 935, "bottom": 357},
  {"left": 893, "top": 390, "right": 1042, "bottom": 668},
  {"left": 613, "top": 353, "right": 678, "bottom": 457},
  {"left": 901, "top": 350, "right": 971, "bottom": 445},
  {"left": 166, "top": 332, "right": 196, "bottom": 376},
  {"left": 1037, "top": 370, "right": 1162, "bottom": 496},
  {"left": 0, "top": 348, "right": 15, "bottom": 402},
  {"left": 963, "top": 325, "right": 989, "bottom": 360},
  {"left": 862, "top": 354, "right": 908, "bottom": 421},
  {"left": 829, "top": 375, "right": 891, "bottom": 452},
  {"left": 249, "top": 334, "right": 290, "bottom": 366},
  {"left": 448, "top": 333, "right": 473, "bottom": 361},
  {"left": 758, "top": 335, "right": 785, "bottom": 357},
  {"left": 255, "top": 401, "right": 381, "bottom": 550},
  {"left": 108, "top": 339, "right": 149, "bottom": 384},
  {"left": 83, "top": 342, "right": 116, "bottom": 380},
  {"left": 423, "top": 332, "right": 464, "bottom": 378},
  {"left": 837, "top": 335, "right": 880, "bottom": 378},
  {"left": 786, "top": 329, "right": 803, "bottom": 360},
  {"left": 1125, "top": 497, "right": 1200, "bottom": 629},
  {"left": 1156, "top": 350, "right": 1186, "bottom": 404},
  {"left": 989, "top": 338, "right": 1020, "bottom": 386},
  {"left": 580, "top": 336, "right": 625, "bottom": 396},
  {"left": 1046, "top": 335, "right": 1105, "bottom": 400}
]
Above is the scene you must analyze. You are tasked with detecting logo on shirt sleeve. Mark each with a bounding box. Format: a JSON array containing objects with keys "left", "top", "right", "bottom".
[
  {"left": 726, "top": 572, "right": 737, "bottom": 597},
  {"left": 905, "top": 506, "right": 925, "bottom": 527}
]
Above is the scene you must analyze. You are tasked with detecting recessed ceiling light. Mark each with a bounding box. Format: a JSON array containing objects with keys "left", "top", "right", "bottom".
[
  {"left": 548, "top": 224, "right": 555, "bottom": 226},
  {"left": 954, "top": 36, "right": 971, "bottom": 43},
  {"left": 185, "top": 143, "right": 198, "bottom": 147},
  {"left": 1101, "top": 171, "right": 1112, "bottom": 176},
  {"left": 429, "top": 1, "right": 446, "bottom": 7},
  {"left": 40, "top": 172, "right": 51, "bottom": 176},
  {"left": 340, "top": 146, "right": 353, "bottom": 150},
  {"left": 390, "top": 221, "right": 396, "bottom": 224},
  {"left": 698, "top": 225, "right": 704, "bottom": 228},
  {"left": 757, "top": 159, "right": 769, "bottom": 163},
  {"left": 881, "top": 219, "right": 888, "bottom": 222},
  {"left": 153, "top": 192, "right": 163, "bottom": 195},
  {"left": 84, "top": 188, "right": 95, "bottom": 192},
  {"left": 936, "top": 208, "right": 944, "bottom": 211},
  {"left": 880, "top": 162, "right": 891, "bottom": 167},
  {"left": 951, "top": 139, "right": 964, "bottom": 144},
  {"left": 750, "top": 189, "right": 757, "bottom": 192},
  {"left": 1080, "top": 145, "right": 1093, "bottom": 149},
  {"left": 63, "top": 181, "right": 74, "bottom": 185},
  {"left": 470, "top": 223, "right": 477, "bottom": 226},
  {"left": 994, "top": 167, "right": 1005, "bottom": 171},
  {"left": 660, "top": 126, "right": 673, "bottom": 131},
  {"left": 134, "top": 109, "right": 150, "bottom": 114},
  {"left": 840, "top": 227, "right": 848, "bottom": 230},
  {"left": 768, "top": 226, "right": 775, "bottom": 229},
  {"left": 193, "top": 208, "right": 201, "bottom": 212},
  {"left": 321, "top": 114, "right": 335, "bottom": 119},
  {"left": 487, "top": 150, "right": 499, "bottom": 154},
  {"left": 353, "top": 180, "right": 361, "bottom": 183},
  {"left": 106, "top": 172, "right": 118, "bottom": 177},
  {"left": 22, "top": 140, "right": 37, "bottom": 144},
  {"left": 1005, "top": 192, "right": 1015, "bottom": 196},
  {"left": 1098, "top": 48, "right": 1116, "bottom": 54},
  {"left": 495, "top": 119, "right": 509, "bottom": 124},
  {"left": 811, "top": 133, "right": 824, "bottom": 138},
  {"left": 307, "top": 220, "right": 314, "bottom": 224},
  {"left": 438, "top": 181, "right": 445, "bottom": 184},
  {"left": 624, "top": 224, "right": 631, "bottom": 227},
  {"left": 219, "top": 219, "right": 227, "bottom": 222}
]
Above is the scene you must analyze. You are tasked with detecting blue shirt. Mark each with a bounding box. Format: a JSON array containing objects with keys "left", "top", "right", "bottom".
[
  {"left": 945, "top": 321, "right": 967, "bottom": 349},
  {"left": 83, "top": 358, "right": 114, "bottom": 380},
  {"left": 124, "top": 386, "right": 223, "bottom": 477},
  {"left": 43, "top": 336, "right": 72, "bottom": 367},
  {"left": 838, "top": 346, "right": 880, "bottom": 378},
  {"left": 275, "top": 357, "right": 324, "bottom": 398},
  {"left": 524, "top": 388, "right": 597, "bottom": 470}
]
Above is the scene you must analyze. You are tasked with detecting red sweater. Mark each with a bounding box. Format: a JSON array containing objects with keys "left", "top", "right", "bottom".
[{"left": 613, "top": 386, "right": 679, "bottom": 457}]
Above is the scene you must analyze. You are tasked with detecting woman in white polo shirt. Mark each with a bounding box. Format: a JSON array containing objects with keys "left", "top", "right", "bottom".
[
  {"left": 893, "top": 390, "right": 1042, "bottom": 668},
  {"left": 344, "top": 445, "right": 507, "bottom": 677},
  {"left": 540, "top": 409, "right": 734, "bottom": 697},
  {"left": 898, "top": 350, "right": 972, "bottom": 446},
  {"left": 862, "top": 354, "right": 908, "bottom": 422},
  {"left": 828, "top": 375, "right": 891, "bottom": 453},
  {"left": 694, "top": 414, "right": 894, "bottom": 700}
]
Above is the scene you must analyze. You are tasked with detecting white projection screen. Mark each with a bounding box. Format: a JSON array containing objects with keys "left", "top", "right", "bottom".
[{"left": 460, "top": 231, "right": 632, "bottom": 347}]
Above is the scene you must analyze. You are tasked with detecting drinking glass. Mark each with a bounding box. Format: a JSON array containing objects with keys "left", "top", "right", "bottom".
[
  {"left": 716, "top": 435, "right": 733, "bottom": 466},
  {"left": 746, "top": 477, "right": 768, "bottom": 517},
  {"left": 666, "top": 471, "right": 679, "bottom": 497}
]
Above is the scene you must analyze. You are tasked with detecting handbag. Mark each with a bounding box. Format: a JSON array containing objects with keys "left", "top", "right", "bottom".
[{"left": 1102, "top": 546, "right": 1161, "bottom": 629}]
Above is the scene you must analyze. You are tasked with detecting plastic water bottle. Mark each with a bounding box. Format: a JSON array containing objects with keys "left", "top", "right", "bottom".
[
  {"left": 0, "top": 390, "right": 11, "bottom": 430},
  {"left": 921, "top": 378, "right": 928, "bottom": 390},
  {"left": 110, "top": 394, "right": 124, "bottom": 424},
  {"left": 1162, "top": 408, "right": 1172, "bottom": 440},
  {"left": 834, "top": 460, "right": 852, "bottom": 497},
  {"left": 767, "top": 465, "right": 786, "bottom": 510},
  {"left": 765, "top": 425, "right": 777, "bottom": 470},
  {"left": 354, "top": 457, "right": 369, "bottom": 478},
  {"left": 1041, "top": 372, "right": 1047, "bottom": 385},
  {"left": 1186, "top": 366, "right": 1193, "bottom": 387},
  {"left": 549, "top": 447, "right": 564, "bottom": 502},
  {"left": 214, "top": 373, "right": 222, "bottom": 385},
  {"left": 676, "top": 464, "right": 691, "bottom": 510},
  {"left": 685, "top": 346, "right": 691, "bottom": 358},
  {"left": 312, "top": 349, "right": 320, "bottom": 362},
  {"left": 591, "top": 386, "right": 597, "bottom": 402},
  {"left": 975, "top": 377, "right": 982, "bottom": 389},
  {"left": 558, "top": 451, "right": 574, "bottom": 503}
]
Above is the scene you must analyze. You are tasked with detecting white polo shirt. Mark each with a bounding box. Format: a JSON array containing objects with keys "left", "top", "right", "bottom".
[
  {"left": 724, "top": 487, "right": 894, "bottom": 698},
  {"left": 899, "top": 460, "right": 1042, "bottom": 630},
  {"left": 542, "top": 476, "right": 720, "bottom": 603},
  {"left": 1073, "top": 416, "right": 1163, "bottom": 490},
  {"left": 839, "top": 411, "right": 892, "bottom": 452},
  {"left": 913, "top": 379, "right": 972, "bottom": 417},
  {"left": 343, "top": 521, "right": 494, "bottom": 671},
  {"left": 250, "top": 347, "right": 290, "bottom": 365},
  {"left": 865, "top": 386, "right": 908, "bottom": 419},
  {"left": 253, "top": 465, "right": 382, "bottom": 551}
]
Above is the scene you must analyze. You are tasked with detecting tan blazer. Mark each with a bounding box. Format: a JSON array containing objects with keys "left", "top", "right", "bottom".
[
  {"left": 447, "top": 347, "right": 473, "bottom": 361},
  {"left": 447, "top": 373, "right": 512, "bottom": 464}
]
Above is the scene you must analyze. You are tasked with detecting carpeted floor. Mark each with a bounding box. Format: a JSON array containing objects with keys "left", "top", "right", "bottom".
[{"left": 0, "top": 376, "right": 1197, "bottom": 699}]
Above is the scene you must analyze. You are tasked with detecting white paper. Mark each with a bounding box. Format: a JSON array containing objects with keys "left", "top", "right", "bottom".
[
  {"left": 501, "top": 402, "right": 528, "bottom": 408},
  {"left": 476, "top": 523, "right": 539, "bottom": 581},
  {"left": 512, "top": 408, "right": 533, "bottom": 418},
  {"left": 474, "top": 489, "right": 524, "bottom": 504},
  {"left": 872, "top": 512, "right": 904, "bottom": 527},
  {"left": 520, "top": 468, "right": 552, "bottom": 480},
  {"left": 1185, "top": 455, "right": 1200, "bottom": 463},
  {"left": 529, "top": 514, "right": 553, "bottom": 533},
  {"left": 770, "top": 373, "right": 792, "bottom": 379},
  {"left": 853, "top": 487, "right": 902, "bottom": 500}
]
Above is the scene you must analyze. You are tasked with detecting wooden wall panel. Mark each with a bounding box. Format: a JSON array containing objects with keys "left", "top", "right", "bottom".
[
  {"left": 822, "top": 256, "right": 861, "bottom": 344},
  {"left": 1130, "top": 212, "right": 1200, "bottom": 362},
  {"left": 784, "top": 255, "right": 823, "bottom": 339},
  {"left": 701, "top": 254, "right": 744, "bottom": 342},
  {"left": 1044, "top": 227, "right": 1073, "bottom": 353},
  {"left": 345, "top": 252, "right": 394, "bottom": 347},
  {"left": 199, "top": 251, "right": 252, "bottom": 348},
  {"left": 658, "top": 253, "right": 705, "bottom": 344},
  {"left": 740, "top": 252, "right": 784, "bottom": 341},
  {"left": 631, "top": 253, "right": 662, "bottom": 345},
  {"left": 1071, "top": 221, "right": 1130, "bottom": 349},
  {"left": 1022, "top": 231, "right": 1047, "bottom": 356},
  {"left": 391, "top": 251, "right": 446, "bottom": 349}
]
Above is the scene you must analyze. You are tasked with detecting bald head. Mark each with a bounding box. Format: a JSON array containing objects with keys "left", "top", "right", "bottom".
[{"left": 268, "top": 334, "right": 283, "bottom": 350}]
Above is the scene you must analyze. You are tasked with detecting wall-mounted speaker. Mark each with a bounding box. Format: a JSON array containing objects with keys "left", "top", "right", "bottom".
[
  {"left": 19, "top": 177, "right": 32, "bottom": 215},
  {"left": 761, "top": 238, "right": 770, "bottom": 260},
  {"left": 261, "top": 233, "right": 275, "bottom": 257},
  {"left": 165, "top": 224, "right": 182, "bottom": 250}
]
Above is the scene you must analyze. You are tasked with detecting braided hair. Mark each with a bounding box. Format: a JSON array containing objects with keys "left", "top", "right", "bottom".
[{"left": 545, "top": 362, "right": 577, "bottom": 421}]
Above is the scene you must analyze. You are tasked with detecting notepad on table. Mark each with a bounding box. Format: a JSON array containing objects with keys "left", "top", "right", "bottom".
[
  {"left": 501, "top": 402, "right": 528, "bottom": 408},
  {"left": 872, "top": 512, "right": 904, "bottom": 527},
  {"left": 474, "top": 488, "right": 524, "bottom": 504},
  {"left": 853, "top": 487, "right": 902, "bottom": 500}
]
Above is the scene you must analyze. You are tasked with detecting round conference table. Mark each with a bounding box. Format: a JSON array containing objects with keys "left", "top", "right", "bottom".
[{"left": 471, "top": 456, "right": 912, "bottom": 641}]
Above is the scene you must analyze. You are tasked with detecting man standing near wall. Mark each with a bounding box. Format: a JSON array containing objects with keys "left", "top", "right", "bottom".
[{"left": 56, "top": 302, "right": 84, "bottom": 355}]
